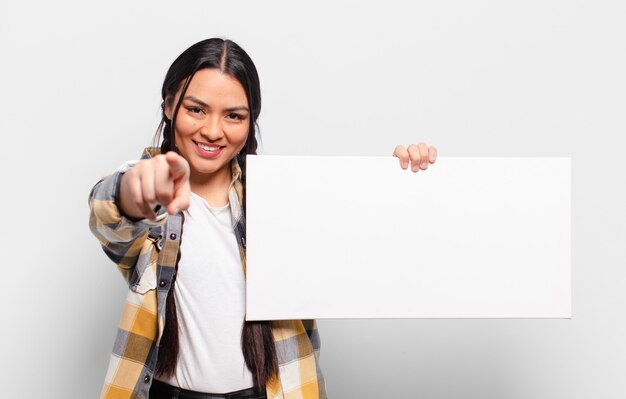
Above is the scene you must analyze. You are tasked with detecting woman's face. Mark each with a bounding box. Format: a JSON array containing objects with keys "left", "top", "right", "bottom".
[{"left": 165, "top": 68, "right": 250, "bottom": 178}]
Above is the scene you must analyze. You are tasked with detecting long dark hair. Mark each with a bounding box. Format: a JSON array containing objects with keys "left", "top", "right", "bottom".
[{"left": 153, "top": 38, "right": 278, "bottom": 391}]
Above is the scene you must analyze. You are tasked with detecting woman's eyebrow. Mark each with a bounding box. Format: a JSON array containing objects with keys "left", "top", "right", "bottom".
[
  {"left": 183, "top": 95, "right": 209, "bottom": 107},
  {"left": 183, "top": 95, "right": 249, "bottom": 113},
  {"left": 224, "top": 106, "right": 250, "bottom": 113}
]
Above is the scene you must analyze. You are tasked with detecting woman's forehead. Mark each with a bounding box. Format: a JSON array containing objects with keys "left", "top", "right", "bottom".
[{"left": 184, "top": 68, "right": 247, "bottom": 104}]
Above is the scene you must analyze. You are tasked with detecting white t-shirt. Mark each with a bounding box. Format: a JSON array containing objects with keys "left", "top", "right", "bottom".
[{"left": 156, "top": 192, "right": 254, "bottom": 393}]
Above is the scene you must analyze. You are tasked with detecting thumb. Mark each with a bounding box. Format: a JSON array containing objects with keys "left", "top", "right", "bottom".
[{"left": 167, "top": 178, "right": 191, "bottom": 215}]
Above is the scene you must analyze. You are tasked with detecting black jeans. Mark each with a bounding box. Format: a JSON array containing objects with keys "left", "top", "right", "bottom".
[{"left": 149, "top": 379, "right": 267, "bottom": 399}]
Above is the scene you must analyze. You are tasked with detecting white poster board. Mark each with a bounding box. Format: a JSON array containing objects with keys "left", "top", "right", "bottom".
[{"left": 245, "top": 156, "right": 571, "bottom": 320}]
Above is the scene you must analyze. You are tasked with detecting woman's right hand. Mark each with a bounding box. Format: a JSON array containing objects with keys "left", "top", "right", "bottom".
[{"left": 119, "top": 151, "right": 191, "bottom": 221}]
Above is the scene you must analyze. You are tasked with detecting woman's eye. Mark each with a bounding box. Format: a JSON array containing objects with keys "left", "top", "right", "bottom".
[
  {"left": 188, "top": 107, "right": 203, "bottom": 114},
  {"left": 227, "top": 113, "right": 245, "bottom": 121}
]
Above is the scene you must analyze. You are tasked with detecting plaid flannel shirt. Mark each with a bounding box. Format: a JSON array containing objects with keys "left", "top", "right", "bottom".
[{"left": 89, "top": 148, "right": 327, "bottom": 399}]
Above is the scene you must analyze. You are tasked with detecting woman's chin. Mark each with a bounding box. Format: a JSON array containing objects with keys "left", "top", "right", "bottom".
[{"left": 190, "top": 161, "right": 230, "bottom": 177}]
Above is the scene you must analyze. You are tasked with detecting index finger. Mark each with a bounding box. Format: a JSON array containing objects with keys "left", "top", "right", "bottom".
[
  {"left": 393, "top": 145, "right": 409, "bottom": 169},
  {"left": 164, "top": 151, "right": 190, "bottom": 180}
]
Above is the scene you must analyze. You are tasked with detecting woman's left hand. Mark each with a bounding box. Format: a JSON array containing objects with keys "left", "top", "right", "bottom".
[{"left": 393, "top": 143, "right": 437, "bottom": 172}]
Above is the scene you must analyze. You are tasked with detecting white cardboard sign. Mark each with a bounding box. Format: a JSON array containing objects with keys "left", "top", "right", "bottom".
[{"left": 245, "top": 156, "right": 571, "bottom": 320}]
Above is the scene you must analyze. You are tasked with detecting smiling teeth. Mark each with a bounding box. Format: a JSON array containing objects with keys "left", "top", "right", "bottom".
[{"left": 198, "top": 143, "right": 221, "bottom": 151}]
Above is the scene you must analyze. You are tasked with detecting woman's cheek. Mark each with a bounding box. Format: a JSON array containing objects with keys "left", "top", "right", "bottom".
[{"left": 238, "top": 130, "right": 249, "bottom": 148}]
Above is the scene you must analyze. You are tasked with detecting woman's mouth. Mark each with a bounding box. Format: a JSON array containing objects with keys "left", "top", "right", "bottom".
[{"left": 193, "top": 141, "right": 225, "bottom": 159}]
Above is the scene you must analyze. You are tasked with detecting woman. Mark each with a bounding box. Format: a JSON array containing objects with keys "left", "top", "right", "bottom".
[{"left": 89, "top": 37, "right": 437, "bottom": 399}]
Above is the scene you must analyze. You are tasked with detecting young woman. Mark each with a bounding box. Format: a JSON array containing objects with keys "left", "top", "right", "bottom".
[{"left": 89, "top": 37, "right": 437, "bottom": 399}]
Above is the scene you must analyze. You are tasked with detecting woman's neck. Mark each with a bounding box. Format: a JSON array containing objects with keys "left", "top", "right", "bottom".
[{"left": 189, "top": 163, "right": 232, "bottom": 207}]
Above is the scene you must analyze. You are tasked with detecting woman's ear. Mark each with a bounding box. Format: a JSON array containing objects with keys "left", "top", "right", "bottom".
[{"left": 163, "top": 98, "right": 173, "bottom": 121}]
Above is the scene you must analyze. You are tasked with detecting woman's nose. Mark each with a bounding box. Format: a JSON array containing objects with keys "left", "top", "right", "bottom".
[{"left": 200, "top": 117, "right": 224, "bottom": 141}]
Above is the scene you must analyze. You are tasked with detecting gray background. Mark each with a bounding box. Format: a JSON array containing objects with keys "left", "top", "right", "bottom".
[{"left": 1, "top": 0, "right": 624, "bottom": 398}]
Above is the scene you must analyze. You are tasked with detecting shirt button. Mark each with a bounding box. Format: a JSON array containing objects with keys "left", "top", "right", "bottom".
[
  {"left": 159, "top": 279, "right": 167, "bottom": 288},
  {"left": 144, "top": 374, "right": 150, "bottom": 383},
  {"left": 169, "top": 233, "right": 177, "bottom": 240}
]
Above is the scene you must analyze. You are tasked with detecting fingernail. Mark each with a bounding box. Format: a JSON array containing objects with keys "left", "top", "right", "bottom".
[{"left": 420, "top": 163, "right": 427, "bottom": 169}]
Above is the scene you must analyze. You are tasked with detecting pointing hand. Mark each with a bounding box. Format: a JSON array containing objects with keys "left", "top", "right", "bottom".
[{"left": 119, "top": 151, "right": 191, "bottom": 220}]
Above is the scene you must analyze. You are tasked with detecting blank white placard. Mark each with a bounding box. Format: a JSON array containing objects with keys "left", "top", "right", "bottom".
[{"left": 245, "top": 156, "right": 571, "bottom": 320}]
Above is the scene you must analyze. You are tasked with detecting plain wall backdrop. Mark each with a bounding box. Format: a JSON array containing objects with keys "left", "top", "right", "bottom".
[{"left": 1, "top": 0, "right": 624, "bottom": 397}]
